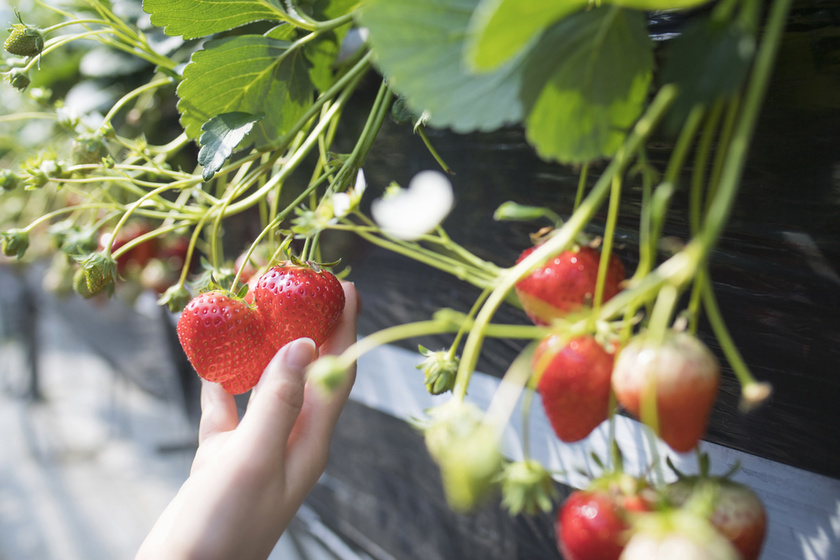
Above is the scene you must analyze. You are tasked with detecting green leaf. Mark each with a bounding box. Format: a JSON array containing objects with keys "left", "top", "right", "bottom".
[
  {"left": 466, "top": 0, "right": 587, "bottom": 72},
  {"left": 660, "top": 17, "right": 756, "bottom": 130},
  {"left": 305, "top": 31, "right": 342, "bottom": 92},
  {"left": 198, "top": 112, "right": 264, "bottom": 181},
  {"left": 298, "top": 0, "right": 361, "bottom": 19},
  {"left": 177, "top": 35, "right": 314, "bottom": 149},
  {"left": 522, "top": 7, "right": 653, "bottom": 163},
  {"left": 467, "top": 0, "right": 711, "bottom": 73},
  {"left": 612, "top": 0, "right": 712, "bottom": 9},
  {"left": 360, "top": 0, "right": 525, "bottom": 133},
  {"left": 142, "top": 0, "right": 284, "bottom": 39}
]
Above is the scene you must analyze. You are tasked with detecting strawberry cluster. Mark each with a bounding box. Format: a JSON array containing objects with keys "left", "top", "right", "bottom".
[
  {"left": 513, "top": 241, "right": 767, "bottom": 559},
  {"left": 175, "top": 261, "right": 345, "bottom": 394}
]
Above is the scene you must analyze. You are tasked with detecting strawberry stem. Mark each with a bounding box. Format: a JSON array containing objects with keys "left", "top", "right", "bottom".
[
  {"left": 700, "top": 275, "right": 772, "bottom": 411},
  {"left": 453, "top": 85, "right": 679, "bottom": 402}
]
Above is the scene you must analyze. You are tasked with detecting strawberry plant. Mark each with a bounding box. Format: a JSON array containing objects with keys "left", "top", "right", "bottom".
[{"left": 1, "top": 0, "right": 799, "bottom": 556}]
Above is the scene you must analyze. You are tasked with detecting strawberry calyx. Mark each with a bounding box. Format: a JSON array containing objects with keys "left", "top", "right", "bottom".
[
  {"left": 1, "top": 228, "right": 29, "bottom": 259},
  {"left": 416, "top": 345, "right": 459, "bottom": 395},
  {"left": 72, "top": 251, "right": 118, "bottom": 297},
  {"left": 498, "top": 459, "right": 558, "bottom": 516}
]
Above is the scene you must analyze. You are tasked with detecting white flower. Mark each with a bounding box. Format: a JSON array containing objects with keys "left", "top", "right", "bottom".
[
  {"left": 332, "top": 168, "right": 367, "bottom": 218},
  {"left": 371, "top": 170, "right": 454, "bottom": 240}
]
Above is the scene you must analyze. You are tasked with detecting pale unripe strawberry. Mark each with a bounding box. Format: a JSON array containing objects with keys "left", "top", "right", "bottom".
[{"left": 612, "top": 331, "right": 720, "bottom": 453}]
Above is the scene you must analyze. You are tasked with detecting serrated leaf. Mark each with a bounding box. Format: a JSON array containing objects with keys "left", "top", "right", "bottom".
[
  {"left": 177, "top": 35, "right": 313, "bottom": 149},
  {"left": 198, "top": 112, "right": 264, "bottom": 180},
  {"left": 360, "top": 0, "right": 525, "bottom": 133},
  {"left": 522, "top": 7, "right": 653, "bottom": 164},
  {"left": 467, "top": 0, "right": 712, "bottom": 72},
  {"left": 661, "top": 17, "right": 755, "bottom": 130},
  {"left": 142, "top": 0, "right": 283, "bottom": 39}
]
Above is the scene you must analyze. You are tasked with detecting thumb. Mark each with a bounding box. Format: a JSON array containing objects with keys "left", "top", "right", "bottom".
[{"left": 237, "top": 338, "right": 318, "bottom": 464}]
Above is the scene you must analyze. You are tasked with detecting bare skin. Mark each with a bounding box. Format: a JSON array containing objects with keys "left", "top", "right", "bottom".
[{"left": 137, "top": 282, "right": 359, "bottom": 560}]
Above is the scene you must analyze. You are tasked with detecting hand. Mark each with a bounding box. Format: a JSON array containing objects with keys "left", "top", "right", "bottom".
[{"left": 137, "top": 282, "right": 359, "bottom": 560}]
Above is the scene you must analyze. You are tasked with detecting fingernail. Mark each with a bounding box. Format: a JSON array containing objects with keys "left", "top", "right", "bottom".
[{"left": 284, "top": 338, "right": 317, "bottom": 372}]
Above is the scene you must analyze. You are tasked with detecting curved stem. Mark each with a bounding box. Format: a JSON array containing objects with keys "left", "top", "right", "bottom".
[{"left": 453, "top": 85, "right": 678, "bottom": 401}]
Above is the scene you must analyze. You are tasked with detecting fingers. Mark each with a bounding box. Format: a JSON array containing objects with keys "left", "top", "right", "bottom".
[
  {"left": 237, "top": 338, "right": 318, "bottom": 465},
  {"left": 285, "top": 282, "right": 360, "bottom": 487},
  {"left": 320, "top": 281, "right": 360, "bottom": 362},
  {"left": 197, "top": 379, "right": 240, "bottom": 445}
]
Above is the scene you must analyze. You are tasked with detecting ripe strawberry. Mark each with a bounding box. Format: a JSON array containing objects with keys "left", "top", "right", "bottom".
[
  {"left": 557, "top": 477, "right": 652, "bottom": 560},
  {"left": 666, "top": 477, "right": 767, "bottom": 560},
  {"left": 532, "top": 334, "right": 615, "bottom": 442},
  {"left": 4, "top": 21, "right": 44, "bottom": 57},
  {"left": 612, "top": 331, "right": 720, "bottom": 453},
  {"left": 254, "top": 261, "right": 345, "bottom": 349},
  {"left": 515, "top": 244, "right": 624, "bottom": 325},
  {"left": 176, "top": 291, "right": 275, "bottom": 394}
]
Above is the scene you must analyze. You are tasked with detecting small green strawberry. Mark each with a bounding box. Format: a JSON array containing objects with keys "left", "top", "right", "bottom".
[
  {"left": 0, "top": 169, "right": 22, "bottom": 191},
  {"left": 5, "top": 68, "right": 30, "bottom": 90},
  {"left": 73, "top": 252, "right": 117, "bottom": 297},
  {"left": 1, "top": 228, "right": 29, "bottom": 259},
  {"left": 416, "top": 345, "right": 459, "bottom": 395},
  {"left": 70, "top": 134, "right": 109, "bottom": 168},
  {"left": 4, "top": 13, "right": 44, "bottom": 58}
]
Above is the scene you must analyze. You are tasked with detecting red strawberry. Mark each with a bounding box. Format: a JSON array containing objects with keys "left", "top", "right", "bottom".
[
  {"left": 666, "top": 477, "right": 767, "bottom": 560},
  {"left": 557, "top": 477, "right": 652, "bottom": 560},
  {"left": 254, "top": 261, "right": 345, "bottom": 349},
  {"left": 611, "top": 331, "right": 720, "bottom": 453},
  {"left": 176, "top": 291, "right": 275, "bottom": 394},
  {"left": 515, "top": 244, "right": 624, "bottom": 325},
  {"left": 532, "top": 334, "right": 615, "bottom": 442}
]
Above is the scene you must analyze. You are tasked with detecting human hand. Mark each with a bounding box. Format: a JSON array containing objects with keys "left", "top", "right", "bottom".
[{"left": 136, "top": 281, "right": 359, "bottom": 560}]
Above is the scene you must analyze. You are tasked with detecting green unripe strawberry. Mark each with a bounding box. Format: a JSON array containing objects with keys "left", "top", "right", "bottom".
[
  {"left": 4, "top": 22, "right": 44, "bottom": 58},
  {"left": 73, "top": 252, "right": 117, "bottom": 297},
  {"left": 416, "top": 345, "right": 459, "bottom": 395},
  {"left": 6, "top": 68, "right": 30, "bottom": 90},
  {"left": 70, "top": 134, "right": 109, "bottom": 167},
  {"left": 0, "top": 169, "right": 22, "bottom": 191},
  {"left": 1, "top": 228, "right": 29, "bottom": 259}
]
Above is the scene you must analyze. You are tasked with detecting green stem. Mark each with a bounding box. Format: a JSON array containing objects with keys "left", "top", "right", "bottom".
[
  {"left": 453, "top": 85, "right": 679, "bottom": 401},
  {"left": 416, "top": 126, "right": 454, "bottom": 175},
  {"left": 701, "top": 274, "right": 772, "bottom": 411},
  {"left": 101, "top": 78, "right": 173, "bottom": 129},
  {"left": 698, "top": 0, "right": 793, "bottom": 257},
  {"left": 574, "top": 163, "right": 589, "bottom": 211}
]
